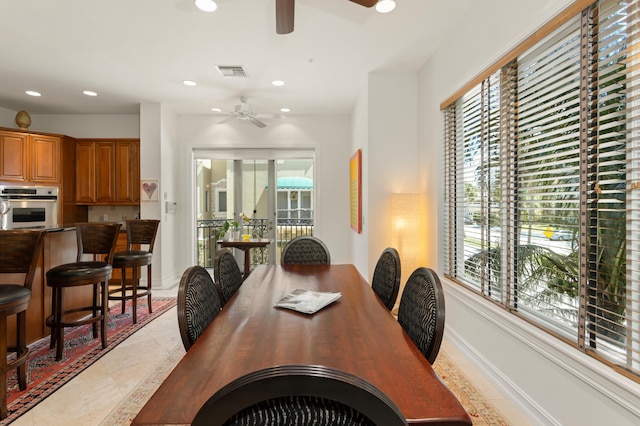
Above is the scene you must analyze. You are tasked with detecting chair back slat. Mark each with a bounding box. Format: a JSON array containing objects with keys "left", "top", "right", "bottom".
[
  {"left": 281, "top": 236, "right": 331, "bottom": 265},
  {"left": 0, "top": 230, "right": 45, "bottom": 289},
  {"left": 214, "top": 249, "right": 243, "bottom": 305},
  {"left": 177, "top": 266, "right": 222, "bottom": 351},
  {"left": 126, "top": 219, "right": 160, "bottom": 250},
  {"left": 397, "top": 267, "right": 445, "bottom": 364},
  {"left": 192, "top": 365, "right": 407, "bottom": 426},
  {"left": 75, "top": 222, "right": 121, "bottom": 263},
  {"left": 371, "top": 247, "right": 401, "bottom": 311}
]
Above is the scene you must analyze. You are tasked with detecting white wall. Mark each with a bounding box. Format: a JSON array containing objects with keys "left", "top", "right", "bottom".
[
  {"left": 351, "top": 84, "right": 369, "bottom": 277},
  {"left": 176, "top": 114, "right": 352, "bottom": 273},
  {"left": 0, "top": 110, "right": 139, "bottom": 138},
  {"left": 0, "top": 106, "right": 17, "bottom": 128},
  {"left": 360, "top": 72, "right": 420, "bottom": 290},
  {"left": 159, "top": 105, "right": 180, "bottom": 288},
  {"left": 420, "top": 0, "right": 640, "bottom": 424},
  {"left": 24, "top": 114, "right": 139, "bottom": 138},
  {"left": 139, "top": 103, "right": 171, "bottom": 290}
]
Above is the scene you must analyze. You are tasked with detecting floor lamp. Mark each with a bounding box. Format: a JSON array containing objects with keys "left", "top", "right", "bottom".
[{"left": 391, "top": 193, "right": 424, "bottom": 302}]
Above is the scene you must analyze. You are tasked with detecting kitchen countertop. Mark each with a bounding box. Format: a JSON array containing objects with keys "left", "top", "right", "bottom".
[
  {"left": 44, "top": 225, "right": 77, "bottom": 232},
  {"left": 40, "top": 222, "right": 127, "bottom": 233}
]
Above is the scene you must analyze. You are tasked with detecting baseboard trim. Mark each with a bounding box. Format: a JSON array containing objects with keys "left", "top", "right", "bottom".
[
  {"left": 445, "top": 327, "right": 558, "bottom": 425},
  {"left": 443, "top": 279, "right": 640, "bottom": 424}
]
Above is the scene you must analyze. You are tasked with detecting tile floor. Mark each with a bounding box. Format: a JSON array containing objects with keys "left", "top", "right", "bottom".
[
  {"left": 10, "top": 289, "right": 531, "bottom": 426},
  {"left": 440, "top": 339, "right": 532, "bottom": 425},
  {"left": 11, "top": 288, "right": 183, "bottom": 426}
]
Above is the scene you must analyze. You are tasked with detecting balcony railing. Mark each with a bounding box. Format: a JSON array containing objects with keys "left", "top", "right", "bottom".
[{"left": 196, "top": 217, "right": 314, "bottom": 268}]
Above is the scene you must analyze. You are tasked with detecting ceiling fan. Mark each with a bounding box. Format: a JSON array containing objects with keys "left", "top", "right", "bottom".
[
  {"left": 276, "top": 0, "right": 378, "bottom": 34},
  {"left": 216, "top": 96, "right": 282, "bottom": 128}
]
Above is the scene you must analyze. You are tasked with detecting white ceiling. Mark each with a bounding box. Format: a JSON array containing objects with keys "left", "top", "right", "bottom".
[{"left": 0, "top": 0, "right": 472, "bottom": 119}]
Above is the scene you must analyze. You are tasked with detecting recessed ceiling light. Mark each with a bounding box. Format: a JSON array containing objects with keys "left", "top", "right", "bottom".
[
  {"left": 272, "top": 80, "right": 285, "bottom": 87},
  {"left": 183, "top": 80, "right": 197, "bottom": 86},
  {"left": 25, "top": 90, "right": 41, "bottom": 97},
  {"left": 194, "top": 0, "right": 218, "bottom": 12},
  {"left": 376, "top": 0, "right": 396, "bottom": 13},
  {"left": 280, "top": 108, "right": 290, "bottom": 113},
  {"left": 83, "top": 90, "right": 98, "bottom": 96},
  {"left": 211, "top": 107, "right": 222, "bottom": 112}
]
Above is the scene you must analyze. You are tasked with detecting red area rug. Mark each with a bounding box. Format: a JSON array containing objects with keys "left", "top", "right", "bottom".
[{"left": 3, "top": 297, "right": 176, "bottom": 424}]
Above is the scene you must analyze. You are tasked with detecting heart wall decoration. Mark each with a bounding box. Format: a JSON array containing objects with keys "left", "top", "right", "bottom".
[{"left": 141, "top": 180, "right": 158, "bottom": 201}]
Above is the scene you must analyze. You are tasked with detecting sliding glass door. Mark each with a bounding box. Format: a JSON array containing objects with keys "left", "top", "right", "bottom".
[{"left": 195, "top": 149, "right": 314, "bottom": 270}]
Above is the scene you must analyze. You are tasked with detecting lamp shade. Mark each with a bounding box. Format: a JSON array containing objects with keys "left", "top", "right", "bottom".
[{"left": 391, "top": 193, "right": 424, "bottom": 290}]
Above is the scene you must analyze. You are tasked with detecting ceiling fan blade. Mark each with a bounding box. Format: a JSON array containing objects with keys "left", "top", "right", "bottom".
[
  {"left": 216, "top": 117, "right": 233, "bottom": 124},
  {"left": 349, "top": 0, "right": 377, "bottom": 7},
  {"left": 249, "top": 118, "right": 267, "bottom": 128},
  {"left": 256, "top": 113, "right": 285, "bottom": 119},
  {"left": 276, "top": 0, "right": 295, "bottom": 34}
]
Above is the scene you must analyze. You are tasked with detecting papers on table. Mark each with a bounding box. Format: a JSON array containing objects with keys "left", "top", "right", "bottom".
[{"left": 274, "top": 289, "right": 342, "bottom": 314}]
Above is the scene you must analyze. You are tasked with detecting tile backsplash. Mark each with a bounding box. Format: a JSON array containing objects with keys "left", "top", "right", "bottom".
[{"left": 88, "top": 205, "right": 140, "bottom": 224}]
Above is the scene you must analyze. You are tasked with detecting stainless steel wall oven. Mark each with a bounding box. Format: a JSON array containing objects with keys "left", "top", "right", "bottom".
[{"left": 0, "top": 185, "right": 58, "bottom": 230}]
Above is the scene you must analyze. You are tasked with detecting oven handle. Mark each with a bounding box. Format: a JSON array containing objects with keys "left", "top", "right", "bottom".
[{"left": 4, "top": 196, "right": 58, "bottom": 201}]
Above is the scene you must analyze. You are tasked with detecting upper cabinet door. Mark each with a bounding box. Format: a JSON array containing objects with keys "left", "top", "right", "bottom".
[
  {"left": 0, "top": 130, "right": 28, "bottom": 182},
  {"left": 76, "top": 141, "right": 96, "bottom": 203},
  {"left": 30, "top": 134, "right": 60, "bottom": 183},
  {"left": 95, "top": 142, "right": 116, "bottom": 203},
  {"left": 115, "top": 141, "right": 140, "bottom": 204}
]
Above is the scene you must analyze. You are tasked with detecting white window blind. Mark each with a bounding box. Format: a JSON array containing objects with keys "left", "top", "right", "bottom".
[
  {"left": 443, "top": 74, "right": 503, "bottom": 300},
  {"left": 583, "top": 0, "right": 638, "bottom": 371},
  {"left": 515, "top": 19, "right": 582, "bottom": 336},
  {"left": 443, "top": 0, "right": 640, "bottom": 379}
]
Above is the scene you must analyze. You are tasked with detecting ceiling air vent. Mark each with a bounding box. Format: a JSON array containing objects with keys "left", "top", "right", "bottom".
[{"left": 216, "top": 66, "right": 248, "bottom": 77}]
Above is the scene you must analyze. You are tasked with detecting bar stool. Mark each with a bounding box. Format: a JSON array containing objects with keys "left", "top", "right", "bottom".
[
  {"left": 45, "top": 222, "right": 121, "bottom": 361},
  {"left": 110, "top": 219, "right": 160, "bottom": 324},
  {"left": 0, "top": 230, "right": 44, "bottom": 419}
]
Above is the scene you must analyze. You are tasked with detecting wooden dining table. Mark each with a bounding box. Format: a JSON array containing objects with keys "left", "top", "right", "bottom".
[{"left": 132, "top": 264, "right": 471, "bottom": 425}]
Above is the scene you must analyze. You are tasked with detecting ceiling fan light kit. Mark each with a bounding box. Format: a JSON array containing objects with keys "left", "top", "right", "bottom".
[{"left": 216, "top": 97, "right": 285, "bottom": 128}]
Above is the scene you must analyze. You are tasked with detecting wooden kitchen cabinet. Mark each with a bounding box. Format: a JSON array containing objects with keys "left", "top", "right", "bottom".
[
  {"left": 0, "top": 129, "right": 60, "bottom": 184},
  {"left": 75, "top": 139, "right": 139, "bottom": 205},
  {"left": 95, "top": 141, "right": 116, "bottom": 203},
  {"left": 115, "top": 141, "right": 139, "bottom": 203},
  {"left": 0, "top": 130, "right": 28, "bottom": 182},
  {"left": 75, "top": 141, "right": 96, "bottom": 203},
  {"left": 30, "top": 134, "right": 60, "bottom": 183}
]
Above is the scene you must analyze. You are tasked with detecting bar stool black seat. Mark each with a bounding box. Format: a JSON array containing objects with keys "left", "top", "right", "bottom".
[
  {"left": 0, "top": 230, "right": 44, "bottom": 419},
  {"left": 110, "top": 219, "right": 160, "bottom": 324},
  {"left": 45, "top": 222, "right": 121, "bottom": 361}
]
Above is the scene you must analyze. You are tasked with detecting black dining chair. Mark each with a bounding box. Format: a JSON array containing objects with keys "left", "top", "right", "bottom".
[
  {"left": 280, "top": 235, "right": 331, "bottom": 265},
  {"left": 371, "top": 247, "right": 401, "bottom": 311},
  {"left": 177, "top": 266, "right": 222, "bottom": 351},
  {"left": 397, "top": 267, "right": 445, "bottom": 365},
  {"left": 214, "top": 249, "right": 243, "bottom": 305},
  {"left": 191, "top": 364, "right": 407, "bottom": 426}
]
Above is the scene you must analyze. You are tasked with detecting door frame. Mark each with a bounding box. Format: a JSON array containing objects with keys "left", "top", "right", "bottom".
[{"left": 193, "top": 148, "right": 315, "bottom": 267}]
